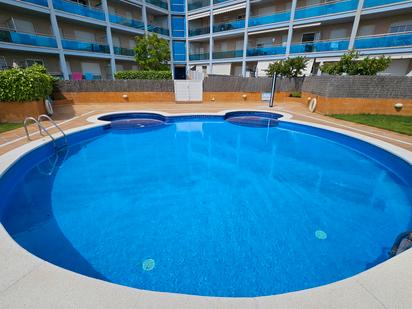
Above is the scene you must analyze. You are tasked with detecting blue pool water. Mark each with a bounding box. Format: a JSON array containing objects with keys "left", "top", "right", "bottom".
[{"left": 1, "top": 113, "right": 411, "bottom": 297}]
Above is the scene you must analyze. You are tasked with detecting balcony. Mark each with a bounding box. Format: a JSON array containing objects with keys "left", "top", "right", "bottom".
[
  {"left": 189, "top": 26, "right": 210, "bottom": 36},
  {"left": 354, "top": 32, "right": 412, "bottom": 49},
  {"left": 114, "top": 46, "right": 135, "bottom": 56},
  {"left": 247, "top": 44, "right": 286, "bottom": 57},
  {"left": 188, "top": 0, "right": 209, "bottom": 11},
  {"left": 213, "top": 49, "right": 243, "bottom": 59},
  {"left": 294, "top": 0, "right": 358, "bottom": 20},
  {"left": 290, "top": 38, "right": 349, "bottom": 53},
  {"left": 189, "top": 52, "right": 209, "bottom": 60},
  {"left": 0, "top": 29, "right": 57, "bottom": 48},
  {"left": 363, "top": 0, "right": 409, "bottom": 7},
  {"left": 22, "top": 0, "right": 48, "bottom": 6},
  {"left": 62, "top": 38, "right": 110, "bottom": 53},
  {"left": 213, "top": 19, "right": 245, "bottom": 33},
  {"left": 146, "top": 0, "right": 168, "bottom": 10},
  {"left": 109, "top": 14, "right": 144, "bottom": 30},
  {"left": 53, "top": 0, "right": 105, "bottom": 20},
  {"left": 147, "top": 25, "right": 169, "bottom": 36},
  {"left": 248, "top": 10, "right": 291, "bottom": 27}
]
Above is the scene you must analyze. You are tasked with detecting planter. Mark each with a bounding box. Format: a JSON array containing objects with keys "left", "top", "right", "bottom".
[{"left": 0, "top": 100, "right": 46, "bottom": 123}]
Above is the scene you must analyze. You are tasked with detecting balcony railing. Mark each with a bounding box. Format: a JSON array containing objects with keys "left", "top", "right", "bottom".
[
  {"left": 247, "top": 45, "right": 286, "bottom": 57},
  {"left": 62, "top": 38, "right": 110, "bottom": 53},
  {"left": 189, "top": 26, "right": 210, "bottom": 36},
  {"left": 363, "top": 0, "right": 409, "bottom": 7},
  {"left": 113, "top": 46, "right": 135, "bottom": 56},
  {"left": 146, "top": 0, "right": 168, "bottom": 9},
  {"left": 147, "top": 25, "right": 170, "bottom": 36},
  {"left": 213, "top": 49, "right": 243, "bottom": 59},
  {"left": 294, "top": 0, "right": 358, "bottom": 20},
  {"left": 354, "top": 32, "right": 412, "bottom": 49},
  {"left": 21, "top": 0, "right": 48, "bottom": 6},
  {"left": 53, "top": 0, "right": 105, "bottom": 20},
  {"left": 213, "top": 0, "right": 230, "bottom": 4},
  {"left": 248, "top": 10, "right": 291, "bottom": 27},
  {"left": 0, "top": 29, "right": 57, "bottom": 48},
  {"left": 188, "top": 0, "right": 209, "bottom": 10},
  {"left": 290, "top": 38, "right": 349, "bottom": 53},
  {"left": 213, "top": 19, "right": 245, "bottom": 33},
  {"left": 109, "top": 14, "right": 144, "bottom": 30},
  {"left": 189, "top": 52, "right": 209, "bottom": 60}
]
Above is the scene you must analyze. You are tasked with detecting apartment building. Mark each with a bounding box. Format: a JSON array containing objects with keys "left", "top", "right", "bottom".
[{"left": 0, "top": 0, "right": 411, "bottom": 79}]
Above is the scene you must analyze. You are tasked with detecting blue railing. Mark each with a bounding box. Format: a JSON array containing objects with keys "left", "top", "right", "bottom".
[
  {"left": 213, "top": 50, "right": 243, "bottom": 59},
  {"left": 62, "top": 38, "right": 110, "bottom": 53},
  {"left": 52, "top": 0, "right": 105, "bottom": 20},
  {"left": 147, "top": 25, "right": 170, "bottom": 36},
  {"left": 214, "top": 0, "right": 230, "bottom": 3},
  {"left": 109, "top": 14, "right": 144, "bottom": 30},
  {"left": 295, "top": 0, "right": 358, "bottom": 20},
  {"left": 290, "top": 39, "right": 349, "bottom": 53},
  {"left": 189, "top": 26, "right": 210, "bottom": 36},
  {"left": 363, "top": 0, "right": 408, "bottom": 7},
  {"left": 354, "top": 32, "right": 412, "bottom": 49},
  {"left": 189, "top": 53, "right": 209, "bottom": 60},
  {"left": 22, "top": 0, "right": 48, "bottom": 6},
  {"left": 0, "top": 30, "right": 57, "bottom": 48},
  {"left": 188, "top": 0, "right": 209, "bottom": 10},
  {"left": 213, "top": 19, "right": 245, "bottom": 32},
  {"left": 248, "top": 11, "right": 291, "bottom": 27},
  {"left": 146, "top": 0, "right": 168, "bottom": 9},
  {"left": 247, "top": 45, "right": 286, "bottom": 57},
  {"left": 113, "top": 46, "right": 135, "bottom": 56}
]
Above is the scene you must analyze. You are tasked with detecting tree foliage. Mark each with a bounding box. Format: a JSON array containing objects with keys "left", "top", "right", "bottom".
[
  {"left": 0, "top": 65, "right": 54, "bottom": 102},
  {"left": 134, "top": 34, "right": 171, "bottom": 71},
  {"left": 266, "top": 57, "right": 309, "bottom": 77},
  {"left": 320, "top": 51, "right": 391, "bottom": 75}
]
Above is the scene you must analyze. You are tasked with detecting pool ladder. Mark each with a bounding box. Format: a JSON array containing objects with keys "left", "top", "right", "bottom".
[{"left": 23, "top": 114, "right": 67, "bottom": 149}]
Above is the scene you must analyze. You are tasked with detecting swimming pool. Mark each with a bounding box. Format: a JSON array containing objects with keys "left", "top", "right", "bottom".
[{"left": 0, "top": 111, "right": 411, "bottom": 297}]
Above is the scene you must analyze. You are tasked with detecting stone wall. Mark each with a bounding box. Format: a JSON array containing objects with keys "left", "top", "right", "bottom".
[{"left": 302, "top": 76, "right": 412, "bottom": 99}]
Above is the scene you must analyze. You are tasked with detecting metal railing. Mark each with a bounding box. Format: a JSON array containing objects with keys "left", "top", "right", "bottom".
[{"left": 24, "top": 115, "right": 67, "bottom": 149}]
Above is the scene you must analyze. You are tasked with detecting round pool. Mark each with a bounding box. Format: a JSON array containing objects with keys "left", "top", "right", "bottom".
[{"left": 0, "top": 112, "right": 411, "bottom": 297}]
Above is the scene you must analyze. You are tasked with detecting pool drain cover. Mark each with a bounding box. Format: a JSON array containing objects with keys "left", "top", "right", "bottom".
[{"left": 110, "top": 118, "right": 165, "bottom": 130}]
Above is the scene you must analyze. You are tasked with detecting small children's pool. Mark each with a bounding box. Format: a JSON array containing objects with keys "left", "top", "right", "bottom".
[{"left": 0, "top": 112, "right": 411, "bottom": 297}]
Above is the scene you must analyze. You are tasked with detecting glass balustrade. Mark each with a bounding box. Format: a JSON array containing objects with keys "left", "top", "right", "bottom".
[
  {"left": 290, "top": 39, "right": 349, "bottom": 53},
  {"left": 62, "top": 38, "right": 110, "bottom": 53},
  {"left": 189, "top": 53, "right": 210, "bottom": 60},
  {"left": 248, "top": 11, "right": 291, "bottom": 27},
  {"left": 295, "top": 0, "right": 358, "bottom": 20},
  {"left": 213, "top": 50, "right": 243, "bottom": 59},
  {"left": 247, "top": 45, "right": 286, "bottom": 56},
  {"left": 355, "top": 32, "right": 412, "bottom": 49},
  {"left": 0, "top": 29, "right": 57, "bottom": 48},
  {"left": 109, "top": 15, "right": 144, "bottom": 30},
  {"left": 189, "top": 26, "right": 210, "bottom": 36},
  {"left": 53, "top": 0, "right": 105, "bottom": 20},
  {"left": 113, "top": 46, "right": 135, "bottom": 56},
  {"left": 147, "top": 25, "right": 170, "bottom": 36},
  {"left": 213, "top": 19, "right": 245, "bottom": 32},
  {"left": 146, "top": 0, "right": 168, "bottom": 9}
]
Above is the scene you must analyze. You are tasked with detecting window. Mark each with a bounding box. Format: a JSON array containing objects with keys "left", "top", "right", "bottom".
[
  {"left": 0, "top": 56, "right": 8, "bottom": 69},
  {"left": 389, "top": 24, "right": 412, "bottom": 33},
  {"left": 302, "top": 33, "right": 316, "bottom": 42}
]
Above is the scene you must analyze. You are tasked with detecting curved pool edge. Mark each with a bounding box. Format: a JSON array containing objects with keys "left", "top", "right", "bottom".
[{"left": 0, "top": 110, "right": 411, "bottom": 308}]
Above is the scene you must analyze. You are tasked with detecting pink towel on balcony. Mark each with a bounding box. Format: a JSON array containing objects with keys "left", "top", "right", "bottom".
[{"left": 72, "top": 72, "right": 83, "bottom": 80}]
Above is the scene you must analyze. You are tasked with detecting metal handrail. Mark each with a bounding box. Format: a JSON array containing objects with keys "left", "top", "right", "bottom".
[
  {"left": 38, "top": 114, "right": 68, "bottom": 146},
  {"left": 23, "top": 117, "right": 56, "bottom": 147}
]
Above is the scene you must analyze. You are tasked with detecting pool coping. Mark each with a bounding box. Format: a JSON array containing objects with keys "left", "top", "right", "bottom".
[{"left": 0, "top": 109, "right": 411, "bottom": 308}]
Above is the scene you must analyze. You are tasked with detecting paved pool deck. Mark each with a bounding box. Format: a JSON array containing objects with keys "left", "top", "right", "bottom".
[{"left": 0, "top": 100, "right": 412, "bottom": 308}]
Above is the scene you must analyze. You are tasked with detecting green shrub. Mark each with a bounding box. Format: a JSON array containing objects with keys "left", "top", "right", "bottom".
[
  {"left": 134, "top": 34, "right": 171, "bottom": 71},
  {"left": 0, "top": 65, "right": 54, "bottom": 102},
  {"left": 114, "top": 70, "right": 172, "bottom": 80},
  {"left": 266, "top": 56, "right": 309, "bottom": 78},
  {"left": 320, "top": 51, "right": 391, "bottom": 75},
  {"left": 289, "top": 92, "right": 302, "bottom": 98}
]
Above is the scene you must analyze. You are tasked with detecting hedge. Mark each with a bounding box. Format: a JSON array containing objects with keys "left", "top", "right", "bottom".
[
  {"left": 0, "top": 65, "right": 54, "bottom": 102},
  {"left": 115, "top": 70, "right": 172, "bottom": 80}
]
